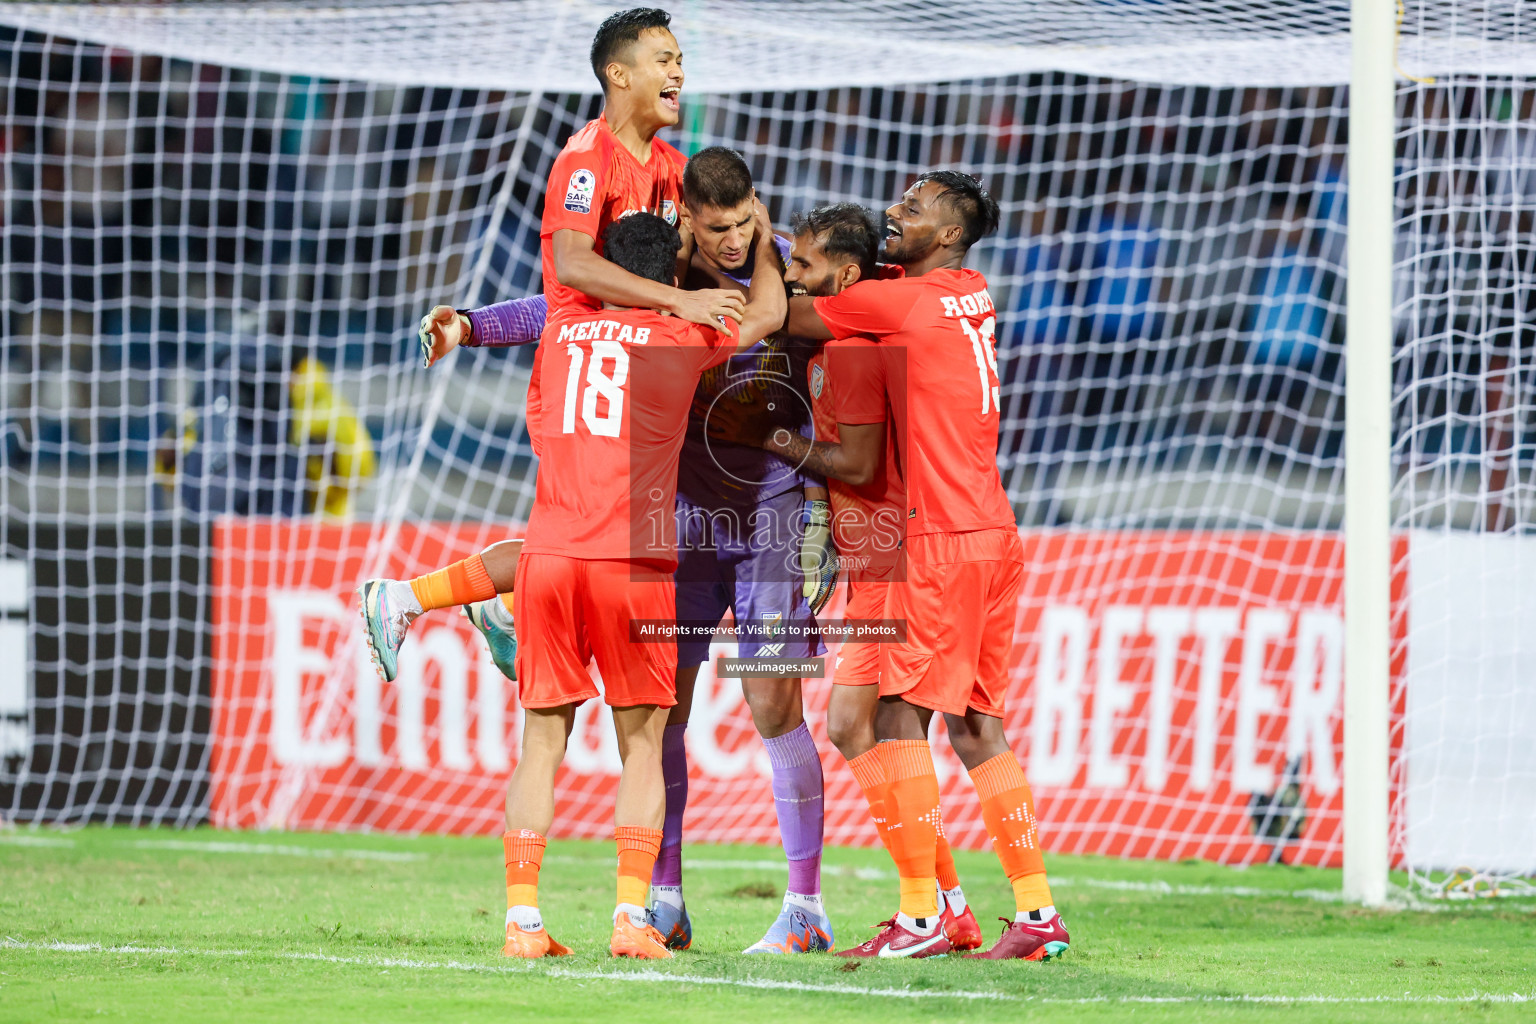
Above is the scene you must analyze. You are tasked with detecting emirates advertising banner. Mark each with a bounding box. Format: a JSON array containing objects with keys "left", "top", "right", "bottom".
[{"left": 213, "top": 521, "right": 1394, "bottom": 867}]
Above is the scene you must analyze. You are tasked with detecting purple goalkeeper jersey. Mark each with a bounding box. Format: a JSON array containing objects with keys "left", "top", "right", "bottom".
[{"left": 464, "top": 234, "right": 816, "bottom": 512}]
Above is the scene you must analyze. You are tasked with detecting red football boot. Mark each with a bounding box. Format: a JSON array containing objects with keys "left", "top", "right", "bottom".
[
  {"left": 965, "top": 914, "right": 1070, "bottom": 961},
  {"left": 941, "top": 900, "right": 983, "bottom": 952},
  {"left": 837, "top": 917, "right": 950, "bottom": 959},
  {"left": 835, "top": 918, "right": 897, "bottom": 958}
]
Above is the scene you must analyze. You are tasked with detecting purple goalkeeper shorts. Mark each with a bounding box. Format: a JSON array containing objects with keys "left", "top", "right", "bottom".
[{"left": 673, "top": 489, "right": 826, "bottom": 667}]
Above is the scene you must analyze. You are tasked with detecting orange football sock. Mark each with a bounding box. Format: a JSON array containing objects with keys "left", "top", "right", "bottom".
[
  {"left": 845, "top": 748, "right": 894, "bottom": 856},
  {"left": 969, "top": 752, "right": 1053, "bottom": 913},
  {"left": 504, "top": 829, "right": 546, "bottom": 911},
  {"left": 877, "top": 739, "right": 941, "bottom": 920},
  {"left": 852, "top": 748, "right": 961, "bottom": 893},
  {"left": 408, "top": 553, "right": 496, "bottom": 612},
  {"left": 935, "top": 831, "right": 961, "bottom": 894},
  {"left": 614, "top": 825, "right": 663, "bottom": 911}
]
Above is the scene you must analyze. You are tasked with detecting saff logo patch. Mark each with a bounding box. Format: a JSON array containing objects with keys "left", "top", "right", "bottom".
[
  {"left": 564, "top": 168, "right": 596, "bottom": 214},
  {"left": 810, "top": 363, "right": 825, "bottom": 399},
  {"left": 661, "top": 199, "right": 677, "bottom": 225}
]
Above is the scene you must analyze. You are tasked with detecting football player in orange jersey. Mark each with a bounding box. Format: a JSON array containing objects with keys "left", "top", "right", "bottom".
[
  {"left": 779, "top": 173, "right": 1067, "bottom": 961},
  {"left": 499, "top": 208, "right": 785, "bottom": 960},
  {"left": 709, "top": 202, "right": 984, "bottom": 953},
  {"left": 412, "top": 150, "right": 848, "bottom": 956},
  {"left": 373, "top": 7, "right": 743, "bottom": 685}
]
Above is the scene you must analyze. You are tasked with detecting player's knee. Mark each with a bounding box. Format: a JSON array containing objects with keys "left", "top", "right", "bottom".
[
  {"left": 613, "top": 705, "right": 669, "bottom": 761},
  {"left": 825, "top": 712, "right": 852, "bottom": 750},
  {"left": 748, "top": 699, "right": 800, "bottom": 738},
  {"left": 826, "top": 708, "right": 873, "bottom": 760},
  {"left": 945, "top": 730, "right": 984, "bottom": 769},
  {"left": 743, "top": 676, "right": 803, "bottom": 737},
  {"left": 616, "top": 730, "right": 663, "bottom": 764},
  {"left": 943, "top": 711, "right": 1008, "bottom": 770},
  {"left": 518, "top": 706, "right": 573, "bottom": 764},
  {"left": 517, "top": 730, "right": 567, "bottom": 773},
  {"left": 874, "top": 695, "right": 927, "bottom": 741},
  {"left": 480, "top": 539, "right": 521, "bottom": 591}
]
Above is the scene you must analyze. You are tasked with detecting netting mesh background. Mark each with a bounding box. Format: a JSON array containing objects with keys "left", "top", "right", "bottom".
[
  {"left": 0, "top": 1, "right": 1531, "bottom": 886},
  {"left": 1392, "top": 71, "right": 1536, "bottom": 894}
]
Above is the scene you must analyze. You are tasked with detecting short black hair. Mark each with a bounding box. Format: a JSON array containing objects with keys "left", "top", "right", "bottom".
[
  {"left": 790, "top": 203, "right": 881, "bottom": 280},
  {"left": 914, "top": 170, "right": 1000, "bottom": 248},
  {"left": 590, "top": 7, "right": 672, "bottom": 92},
  {"left": 602, "top": 212, "right": 680, "bottom": 285},
  {"left": 683, "top": 146, "right": 754, "bottom": 210}
]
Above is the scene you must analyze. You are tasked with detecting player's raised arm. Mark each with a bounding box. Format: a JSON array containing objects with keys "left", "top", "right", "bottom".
[
  {"left": 772, "top": 420, "right": 882, "bottom": 486},
  {"left": 786, "top": 294, "right": 832, "bottom": 341},
  {"left": 730, "top": 199, "right": 788, "bottom": 351},
  {"left": 417, "top": 295, "right": 550, "bottom": 368},
  {"left": 794, "top": 273, "right": 918, "bottom": 344},
  {"left": 552, "top": 228, "right": 744, "bottom": 334},
  {"left": 705, "top": 391, "right": 883, "bottom": 486}
]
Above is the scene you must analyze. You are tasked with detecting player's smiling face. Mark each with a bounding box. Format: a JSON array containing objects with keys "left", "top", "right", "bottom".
[
  {"left": 882, "top": 180, "right": 953, "bottom": 266},
  {"left": 786, "top": 232, "right": 851, "bottom": 297},
  {"left": 690, "top": 197, "right": 757, "bottom": 271},
  {"left": 622, "top": 27, "right": 684, "bottom": 128}
]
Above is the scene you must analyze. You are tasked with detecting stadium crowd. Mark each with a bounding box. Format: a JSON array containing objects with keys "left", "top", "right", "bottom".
[{"left": 0, "top": 26, "right": 1530, "bottom": 520}]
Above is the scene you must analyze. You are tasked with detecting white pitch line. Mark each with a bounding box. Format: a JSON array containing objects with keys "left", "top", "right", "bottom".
[
  {"left": 0, "top": 940, "right": 1006, "bottom": 1001},
  {"left": 6, "top": 836, "right": 1530, "bottom": 912},
  {"left": 1050, "top": 876, "right": 1345, "bottom": 904},
  {"left": 0, "top": 839, "right": 1343, "bottom": 897},
  {"left": 682, "top": 858, "right": 1349, "bottom": 903},
  {"left": 0, "top": 834, "right": 427, "bottom": 862},
  {"left": 691, "top": 863, "right": 1536, "bottom": 912},
  {"left": 2, "top": 940, "right": 1533, "bottom": 1006},
  {"left": 128, "top": 839, "right": 426, "bottom": 862},
  {"left": 0, "top": 834, "right": 76, "bottom": 848}
]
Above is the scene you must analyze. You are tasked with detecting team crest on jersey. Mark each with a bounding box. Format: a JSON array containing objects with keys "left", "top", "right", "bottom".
[
  {"left": 810, "top": 363, "right": 825, "bottom": 399},
  {"left": 758, "top": 612, "right": 785, "bottom": 657},
  {"left": 661, "top": 199, "right": 677, "bottom": 225},
  {"left": 564, "top": 168, "right": 596, "bottom": 214}
]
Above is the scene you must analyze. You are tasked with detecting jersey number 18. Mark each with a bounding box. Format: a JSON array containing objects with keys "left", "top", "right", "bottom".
[{"left": 561, "top": 339, "right": 630, "bottom": 437}]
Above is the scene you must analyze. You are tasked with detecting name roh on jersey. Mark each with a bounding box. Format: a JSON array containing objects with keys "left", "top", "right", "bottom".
[{"left": 939, "top": 288, "right": 996, "bottom": 318}]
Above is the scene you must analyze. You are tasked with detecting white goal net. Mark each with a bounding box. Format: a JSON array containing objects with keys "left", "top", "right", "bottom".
[{"left": 0, "top": 0, "right": 1531, "bottom": 895}]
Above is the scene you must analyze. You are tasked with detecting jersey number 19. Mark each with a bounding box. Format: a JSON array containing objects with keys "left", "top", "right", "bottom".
[{"left": 960, "top": 316, "right": 1000, "bottom": 414}]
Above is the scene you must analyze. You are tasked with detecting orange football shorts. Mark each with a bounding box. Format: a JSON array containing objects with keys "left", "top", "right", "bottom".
[
  {"left": 879, "top": 527, "right": 1024, "bottom": 717},
  {"left": 513, "top": 554, "right": 678, "bottom": 709}
]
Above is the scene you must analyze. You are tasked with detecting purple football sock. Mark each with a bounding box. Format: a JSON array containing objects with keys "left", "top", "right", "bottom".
[
  {"left": 762, "top": 722, "right": 824, "bottom": 896},
  {"left": 651, "top": 723, "right": 688, "bottom": 889}
]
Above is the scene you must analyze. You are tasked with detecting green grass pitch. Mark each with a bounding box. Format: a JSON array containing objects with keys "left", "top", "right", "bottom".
[{"left": 2, "top": 828, "right": 1533, "bottom": 1023}]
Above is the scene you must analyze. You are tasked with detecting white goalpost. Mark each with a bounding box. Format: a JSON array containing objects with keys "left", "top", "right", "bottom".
[
  {"left": 1, "top": 1, "right": 1532, "bottom": 902},
  {"left": 1344, "top": 0, "right": 1394, "bottom": 909}
]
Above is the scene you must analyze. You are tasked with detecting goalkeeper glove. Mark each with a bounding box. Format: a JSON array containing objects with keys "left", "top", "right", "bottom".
[
  {"left": 800, "top": 499, "right": 839, "bottom": 615},
  {"left": 418, "top": 305, "right": 470, "bottom": 368}
]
